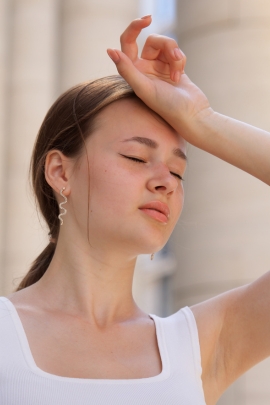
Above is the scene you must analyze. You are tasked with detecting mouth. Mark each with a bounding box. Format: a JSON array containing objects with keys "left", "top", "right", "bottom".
[{"left": 139, "top": 201, "right": 170, "bottom": 224}]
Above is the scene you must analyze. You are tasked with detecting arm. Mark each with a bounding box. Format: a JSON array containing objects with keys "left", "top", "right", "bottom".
[
  {"left": 182, "top": 108, "right": 270, "bottom": 186},
  {"left": 191, "top": 272, "right": 270, "bottom": 402},
  {"left": 108, "top": 18, "right": 270, "bottom": 186}
]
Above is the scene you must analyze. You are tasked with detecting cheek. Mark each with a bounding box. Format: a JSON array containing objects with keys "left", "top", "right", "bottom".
[
  {"left": 172, "top": 185, "right": 185, "bottom": 221},
  {"left": 88, "top": 160, "right": 140, "bottom": 217}
]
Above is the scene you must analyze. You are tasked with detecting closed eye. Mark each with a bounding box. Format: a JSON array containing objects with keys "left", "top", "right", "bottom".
[
  {"left": 120, "top": 155, "right": 146, "bottom": 163},
  {"left": 120, "top": 154, "right": 184, "bottom": 181},
  {"left": 171, "top": 172, "right": 184, "bottom": 181}
]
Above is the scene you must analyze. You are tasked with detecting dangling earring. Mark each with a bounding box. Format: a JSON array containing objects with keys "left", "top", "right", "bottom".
[
  {"left": 151, "top": 253, "right": 154, "bottom": 260},
  {"left": 58, "top": 187, "right": 67, "bottom": 225}
]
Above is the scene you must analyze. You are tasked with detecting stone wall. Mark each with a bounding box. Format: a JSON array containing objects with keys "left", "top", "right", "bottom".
[{"left": 0, "top": 0, "right": 137, "bottom": 295}]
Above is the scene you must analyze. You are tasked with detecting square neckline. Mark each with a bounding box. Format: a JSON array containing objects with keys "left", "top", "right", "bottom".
[{"left": 0, "top": 297, "right": 171, "bottom": 384}]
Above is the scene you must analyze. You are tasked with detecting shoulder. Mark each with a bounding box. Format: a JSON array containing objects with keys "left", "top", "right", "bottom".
[
  {"left": 197, "top": 272, "right": 270, "bottom": 381},
  {"left": 158, "top": 306, "right": 202, "bottom": 354},
  {"left": 0, "top": 296, "right": 18, "bottom": 328},
  {"left": 190, "top": 276, "right": 270, "bottom": 379},
  {"left": 0, "top": 297, "right": 15, "bottom": 344},
  {"left": 0, "top": 296, "right": 11, "bottom": 318}
]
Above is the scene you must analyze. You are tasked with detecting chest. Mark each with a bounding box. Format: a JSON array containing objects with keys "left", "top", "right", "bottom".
[{"left": 16, "top": 309, "right": 163, "bottom": 380}]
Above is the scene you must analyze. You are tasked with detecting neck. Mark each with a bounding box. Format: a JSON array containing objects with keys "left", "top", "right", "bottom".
[{"left": 33, "top": 234, "right": 142, "bottom": 326}]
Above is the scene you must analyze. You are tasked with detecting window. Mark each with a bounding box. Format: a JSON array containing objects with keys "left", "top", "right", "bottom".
[{"left": 139, "top": 0, "right": 176, "bottom": 36}]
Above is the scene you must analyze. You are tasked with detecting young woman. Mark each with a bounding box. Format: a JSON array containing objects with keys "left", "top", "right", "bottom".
[{"left": 0, "top": 16, "right": 269, "bottom": 405}]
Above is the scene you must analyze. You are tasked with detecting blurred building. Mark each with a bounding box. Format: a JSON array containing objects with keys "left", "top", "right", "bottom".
[
  {"left": 0, "top": 1, "right": 270, "bottom": 404},
  {"left": 0, "top": 0, "right": 138, "bottom": 293}
]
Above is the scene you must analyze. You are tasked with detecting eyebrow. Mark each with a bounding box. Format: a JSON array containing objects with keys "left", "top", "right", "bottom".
[{"left": 122, "top": 136, "right": 187, "bottom": 161}]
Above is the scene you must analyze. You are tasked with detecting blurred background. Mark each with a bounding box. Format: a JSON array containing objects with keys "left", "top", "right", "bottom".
[{"left": 1, "top": 0, "right": 270, "bottom": 403}]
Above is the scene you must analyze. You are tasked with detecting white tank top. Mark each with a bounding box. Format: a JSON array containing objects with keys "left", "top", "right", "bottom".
[{"left": 0, "top": 296, "right": 206, "bottom": 404}]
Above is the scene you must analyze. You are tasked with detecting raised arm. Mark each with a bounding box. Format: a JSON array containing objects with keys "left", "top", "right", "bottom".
[
  {"left": 185, "top": 111, "right": 270, "bottom": 185},
  {"left": 108, "top": 17, "right": 270, "bottom": 186}
]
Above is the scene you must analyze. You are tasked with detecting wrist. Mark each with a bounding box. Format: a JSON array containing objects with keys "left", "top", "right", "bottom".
[{"left": 173, "top": 106, "right": 216, "bottom": 148}]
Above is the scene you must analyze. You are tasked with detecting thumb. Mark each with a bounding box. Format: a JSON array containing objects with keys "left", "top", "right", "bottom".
[{"left": 107, "top": 48, "right": 150, "bottom": 99}]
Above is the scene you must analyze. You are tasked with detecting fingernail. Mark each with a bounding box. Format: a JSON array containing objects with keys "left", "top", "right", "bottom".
[
  {"left": 174, "top": 71, "right": 181, "bottom": 83},
  {"left": 141, "top": 14, "right": 152, "bottom": 19},
  {"left": 174, "top": 48, "right": 182, "bottom": 60},
  {"left": 107, "top": 49, "right": 120, "bottom": 63}
]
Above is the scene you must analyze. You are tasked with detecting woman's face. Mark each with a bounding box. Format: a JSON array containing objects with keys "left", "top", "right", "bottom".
[{"left": 69, "top": 98, "right": 187, "bottom": 257}]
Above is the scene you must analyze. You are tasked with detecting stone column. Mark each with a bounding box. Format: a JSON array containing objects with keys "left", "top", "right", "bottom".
[
  {"left": 173, "top": 1, "right": 270, "bottom": 404},
  {"left": 0, "top": 0, "right": 10, "bottom": 292},
  {"left": 0, "top": 0, "right": 140, "bottom": 296},
  {"left": 1, "top": 0, "right": 59, "bottom": 295},
  {"left": 133, "top": 252, "right": 177, "bottom": 316},
  {"left": 59, "top": 0, "right": 138, "bottom": 91}
]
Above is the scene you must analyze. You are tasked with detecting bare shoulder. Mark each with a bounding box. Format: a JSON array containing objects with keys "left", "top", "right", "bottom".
[
  {"left": 6, "top": 286, "right": 48, "bottom": 328},
  {"left": 190, "top": 271, "right": 270, "bottom": 404},
  {"left": 7, "top": 287, "right": 38, "bottom": 310}
]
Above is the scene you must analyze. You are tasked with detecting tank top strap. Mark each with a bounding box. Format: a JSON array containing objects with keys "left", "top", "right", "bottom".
[
  {"left": 180, "top": 307, "right": 203, "bottom": 380},
  {"left": 151, "top": 306, "right": 205, "bottom": 401},
  {"left": 0, "top": 296, "right": 28, "bottom": 367}
]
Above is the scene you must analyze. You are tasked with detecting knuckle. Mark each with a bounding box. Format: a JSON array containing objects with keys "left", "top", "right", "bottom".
[
  {"left": 116, "top": 64, "right": 126, "bottom": 76},
  {"left": 149, "top": 33, "right": 159, "bottom": 39},
  {"left": 170, "top": 39, "right": 179, "bottom": 49},
  {"left": 160, "top": 37, "right": 179, "bottom": 54},
  {"left": 145, "top": 33, "right": 159, "bottom": 43},
  {"left": 170, "top": 38, "right": 179, "bottom": 47},
  {"left": 120, "top": 33, "right": 126, "bottom": 44}
]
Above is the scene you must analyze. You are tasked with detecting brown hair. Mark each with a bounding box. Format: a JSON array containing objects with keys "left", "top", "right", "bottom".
[{"left": 15, "top": 75, "right": 136, "bottom": 291}]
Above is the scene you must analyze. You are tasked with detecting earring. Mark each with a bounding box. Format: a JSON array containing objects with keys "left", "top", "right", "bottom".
[
  {"left": 151, "top": 253, "right": 154, "bottom": 260},
  {"left": 58, "top": 187, "right": 67, "bottom": 225}
]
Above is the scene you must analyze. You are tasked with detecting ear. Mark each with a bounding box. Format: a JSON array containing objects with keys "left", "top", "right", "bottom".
[{"left": 45, "top": 150, "right": 72, "bottom": 197}]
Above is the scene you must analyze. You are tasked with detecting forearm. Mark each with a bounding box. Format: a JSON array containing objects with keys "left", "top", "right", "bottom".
[
  {"left": 109, "top": 21, "right": 270, "bottom": 185},
  {"left": 184, "top": 109, "right": 270, "bottom": 185}
]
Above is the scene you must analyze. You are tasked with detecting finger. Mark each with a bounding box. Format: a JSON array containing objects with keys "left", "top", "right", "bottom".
[
  {"left": 141, "top": 35, "right": 186, "bottom": 81},
  {"left": 141, "top": 34, "right": 186, "bottom": 81},
  {"left": 120, "top": 16, "right": 152, "bottom": 62},
  {"left": 107, "top": 48, "right": 151, "bottom": 99},
  {"left": 154, "top": 49, "right": 185, "bottom": 82}
]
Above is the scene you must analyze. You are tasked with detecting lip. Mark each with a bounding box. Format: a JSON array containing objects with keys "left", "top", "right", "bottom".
[{"left": 139, "top": 201, "right": 170, "bottom": 223}]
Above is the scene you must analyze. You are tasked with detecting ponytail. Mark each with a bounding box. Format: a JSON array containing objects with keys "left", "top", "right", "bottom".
[
  {"left": 14, "top": 75, "right": 135, "bottom": 292},
  {"left": 16, "top": 242, "right": 56, "bottom": 291}
]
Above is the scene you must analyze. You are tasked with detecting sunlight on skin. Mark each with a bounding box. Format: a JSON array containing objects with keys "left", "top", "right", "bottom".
[{"left": 22, "top": 97, "right": 187, "bottom": 326}]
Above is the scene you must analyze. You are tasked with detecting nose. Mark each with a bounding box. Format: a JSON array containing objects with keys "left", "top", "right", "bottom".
[{"left": 146, "top": 162, "right": 180, "bottom": 195}]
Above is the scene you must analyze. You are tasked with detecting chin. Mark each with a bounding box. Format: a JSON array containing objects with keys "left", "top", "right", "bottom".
[
  {"left": 135, "top": 233, "right": 170, "bottom": 256},
  {"left": 112, "top": 216, "right": 175, "bottom": 255}
]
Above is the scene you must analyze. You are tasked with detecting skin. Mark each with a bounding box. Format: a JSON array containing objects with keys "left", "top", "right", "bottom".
[
  {"left": 7, "top": 16, "right": 270, "bottom": 405},
  {"left": 107, "top": 16, "right": 270, "bottom": 405},
  {"left": 7, "top": 99, "right": 186, "bottom": 379},
  {"left": 42, "top": 98, "right": 186, "bottom": 325}
]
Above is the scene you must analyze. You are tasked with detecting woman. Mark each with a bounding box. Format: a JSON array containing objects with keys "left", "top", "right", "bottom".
[{"left": 0, "top": 16, "right": 269, "bottom": 405}]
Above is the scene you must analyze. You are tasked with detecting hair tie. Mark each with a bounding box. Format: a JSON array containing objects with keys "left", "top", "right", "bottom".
[{"left": 48, "top": 232, "right": 57, "bottom": 244}]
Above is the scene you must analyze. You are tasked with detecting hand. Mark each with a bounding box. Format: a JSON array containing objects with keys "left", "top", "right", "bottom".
[{"left": 107, "top": 16, "right": 211, "bottom": 144}]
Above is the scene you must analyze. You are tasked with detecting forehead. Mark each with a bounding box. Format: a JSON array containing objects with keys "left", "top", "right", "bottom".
[{"left": 93, "top": 98, "right": 186, "bottom": 150}]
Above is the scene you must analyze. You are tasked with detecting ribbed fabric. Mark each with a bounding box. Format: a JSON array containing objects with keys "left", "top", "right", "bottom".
[{"left": 0, "top": 297, "right": 206, "bottom": 404}]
